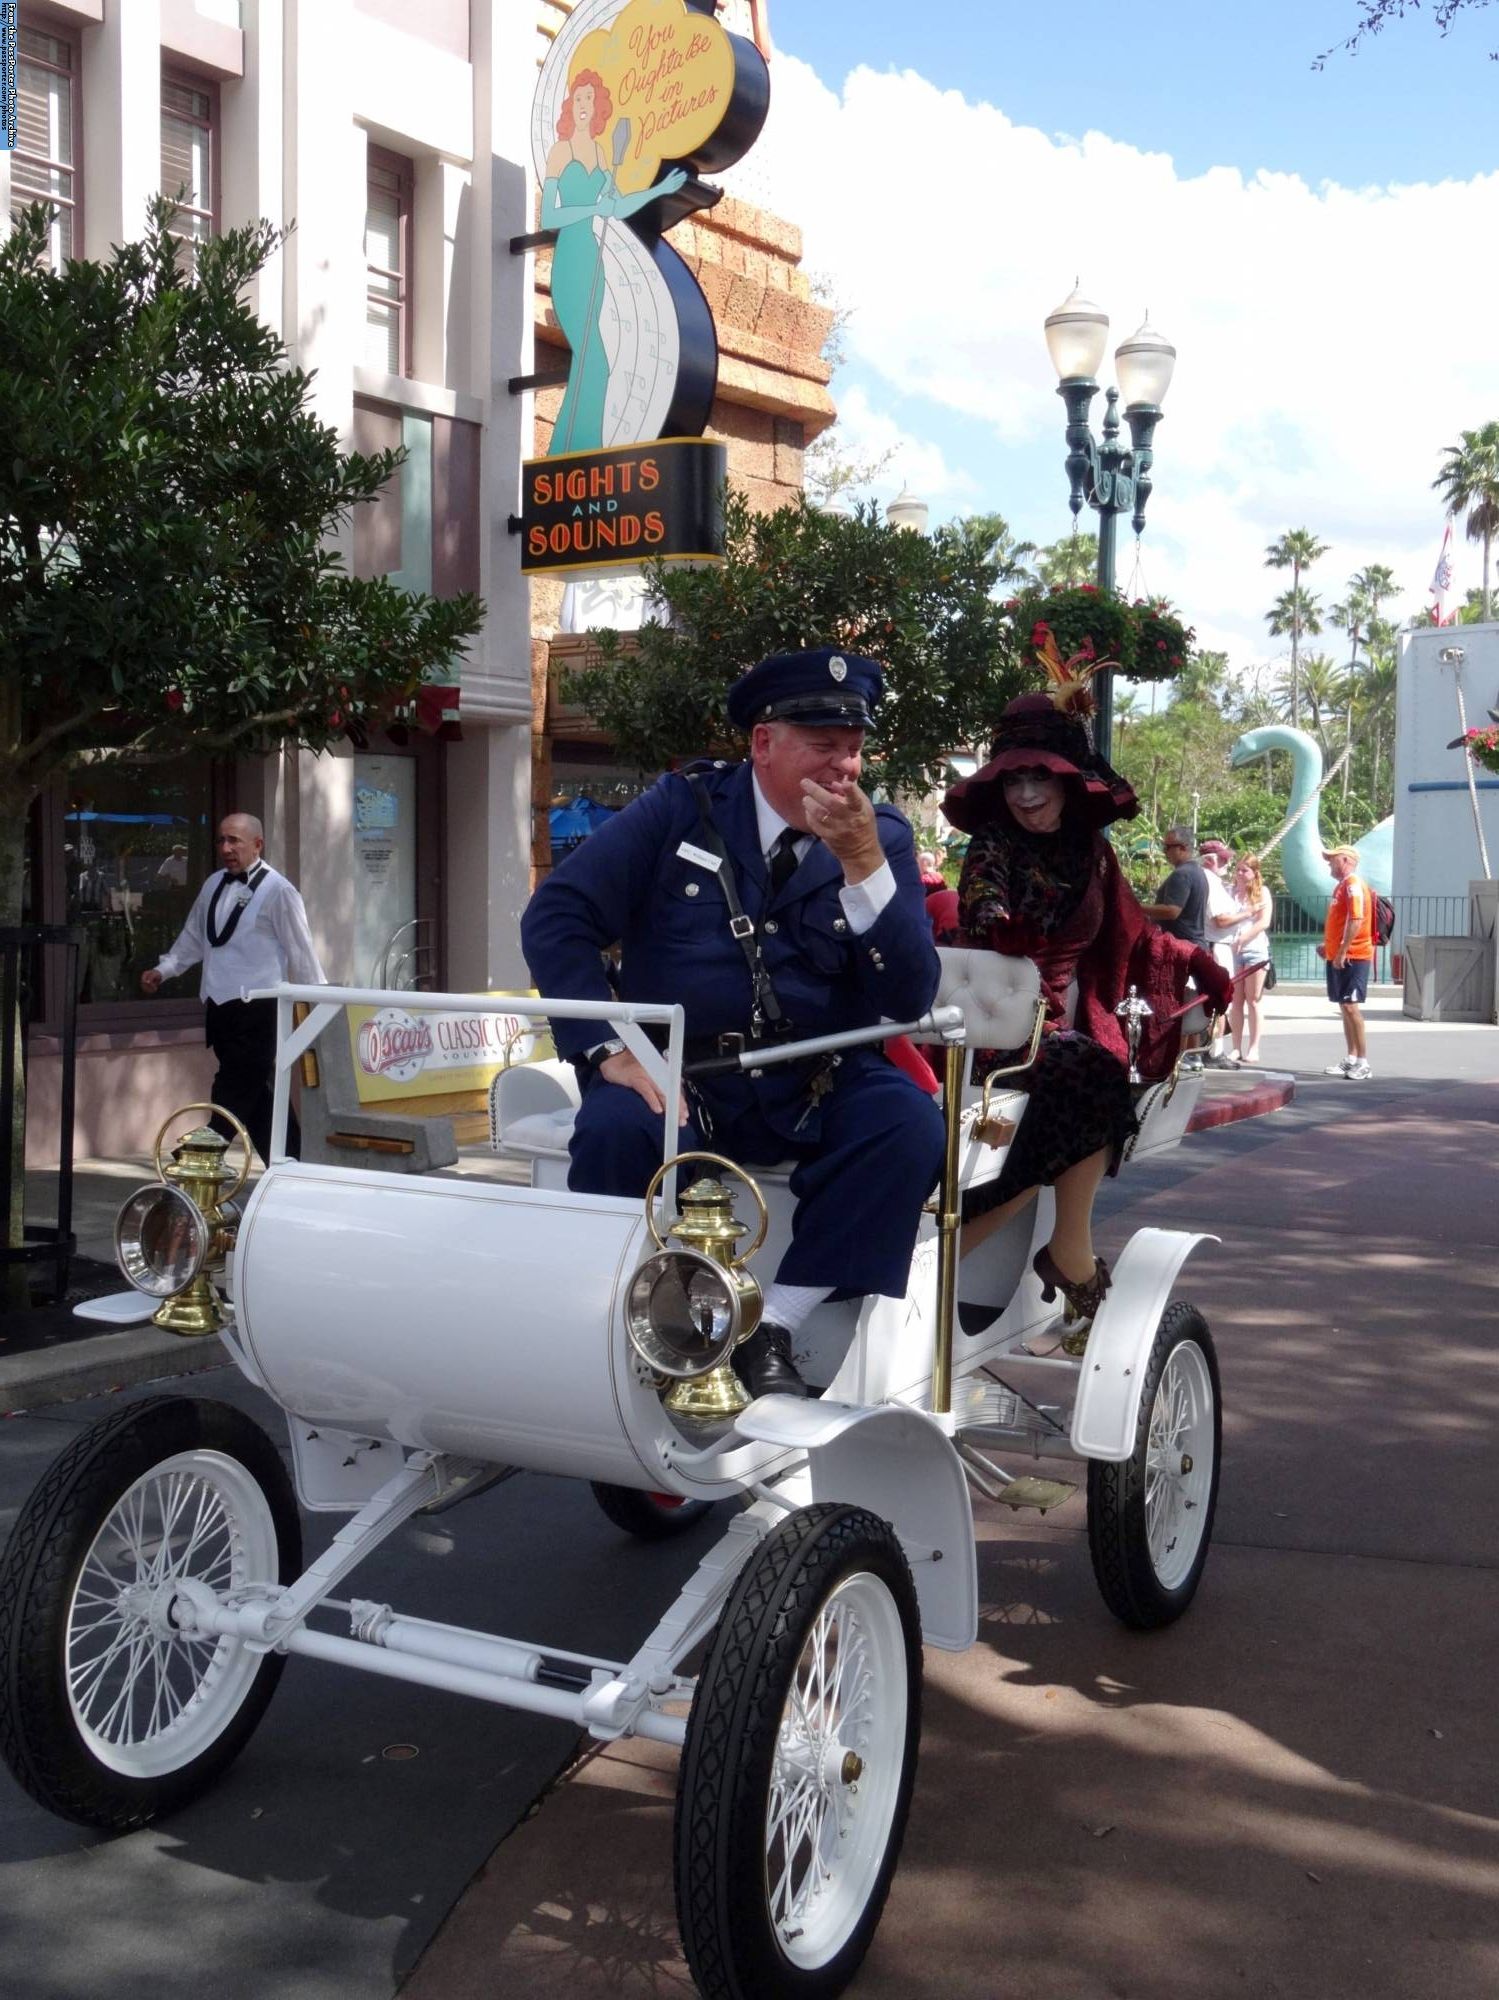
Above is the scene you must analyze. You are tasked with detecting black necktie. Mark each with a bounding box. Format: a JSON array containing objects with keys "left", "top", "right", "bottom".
[
  {"left": 223, "top": 870, "right": 249, "bottom": 885},
  {"left": 768, "top": 828, "right": 799, "bottom": 896}
]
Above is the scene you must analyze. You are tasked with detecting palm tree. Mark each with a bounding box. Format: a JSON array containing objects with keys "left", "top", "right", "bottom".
[
  {"left": 1265, "top": 529, "right": 1329, "bottom": 725},
  {"left": 1266, "top": 584, "right": 1323, "bottom": 726},
  {"left": 1433, "top": 422, "right": 1499, "bottom": 620},
  {"left": 1352, "top": 563, "right": 1399, "bottom": 628},
  {"left": 1034, "top": 532, "right": 1099, "bottom": 589},
  {"left": 1114, "top": 687, "right": 1140, "bottom": 743},
  {"left": 1296, "top": 651, "right": 1342, "bottom": 756},
  {"left": 1358, "top": 655, "right": 1398, "bottom": 816}
]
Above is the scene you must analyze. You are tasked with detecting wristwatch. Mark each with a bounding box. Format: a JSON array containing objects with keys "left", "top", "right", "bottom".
[{"left": 587, "top": 1037, "right": 626, "bottom": 1071}]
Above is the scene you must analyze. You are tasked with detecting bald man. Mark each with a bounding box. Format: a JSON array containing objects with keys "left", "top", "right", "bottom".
[{"left": 143, "top": 813, "right": 324, "bottom": 1161}]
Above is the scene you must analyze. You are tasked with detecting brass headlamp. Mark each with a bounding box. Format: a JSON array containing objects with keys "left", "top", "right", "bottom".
[
  {"left": 114, "top": 1103, "right": 252, "bottom": 1336},
  {"left": 626, "top": 1153, "right": 767, "bottom": 1421}
]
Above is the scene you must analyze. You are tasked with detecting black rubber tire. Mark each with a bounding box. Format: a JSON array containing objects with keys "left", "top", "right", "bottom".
[
  {"left": 1086, "top": 1302, "right": 1221, "bottom": 1630},
  {"left": 590, "top": 1482, "right": 714, "bottom": 1541},
  {"left": 0, "top": 1395, "right": 301, "bottom": 1831},
  {"left": 674, "top": 1503, "right": 922, "bottom": 2000}
]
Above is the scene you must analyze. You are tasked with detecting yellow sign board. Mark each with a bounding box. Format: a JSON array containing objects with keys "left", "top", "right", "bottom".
[{"left": 348, "top": 996, "right": 555, "bottom": 1106}]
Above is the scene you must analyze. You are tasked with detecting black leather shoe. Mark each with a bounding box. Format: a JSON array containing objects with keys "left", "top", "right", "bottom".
[{"left": 734, "top": 1322, "right": 809, "bottom": 1400}]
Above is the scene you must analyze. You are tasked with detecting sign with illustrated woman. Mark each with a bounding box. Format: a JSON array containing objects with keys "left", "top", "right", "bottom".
[{"left": 528, "top": 0, "right": 769, "bottom": 460}]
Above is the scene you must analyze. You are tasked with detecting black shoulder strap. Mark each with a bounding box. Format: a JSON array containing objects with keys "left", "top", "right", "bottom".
[{"left": 686, "top": 774, "right": 784, "bottom": 1031}]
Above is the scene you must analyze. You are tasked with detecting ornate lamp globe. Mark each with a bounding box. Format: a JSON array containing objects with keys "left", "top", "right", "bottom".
[
  {"left": 1114, "top": 315, "right": 1177, "bottom": 411},
  {"left": 1044, "top": 284, "right": 1110, "bottom": 382}
]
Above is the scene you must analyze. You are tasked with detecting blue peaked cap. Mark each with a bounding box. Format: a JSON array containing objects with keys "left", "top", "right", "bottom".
[{"left": 726, "top": 647, "right": 884, "bottom": 732}]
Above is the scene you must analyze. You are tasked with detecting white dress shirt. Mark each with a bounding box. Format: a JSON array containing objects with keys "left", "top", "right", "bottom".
[
  {"left": 750, "top": 776, "right": 895, "bottom": 932},
  {"left": 153, "top": 862, "right": 326, "bottom": 1004}
]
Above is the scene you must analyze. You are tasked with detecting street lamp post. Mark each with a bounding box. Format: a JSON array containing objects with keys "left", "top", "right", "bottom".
[{"left": 1043, "top": 286, "right": 1177, "bottom": 761}]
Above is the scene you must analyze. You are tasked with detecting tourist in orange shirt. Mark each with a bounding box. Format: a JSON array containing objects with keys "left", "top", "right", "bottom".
[{"left": 1316, "top": 844, "right": 1374, "bottom": 1079}]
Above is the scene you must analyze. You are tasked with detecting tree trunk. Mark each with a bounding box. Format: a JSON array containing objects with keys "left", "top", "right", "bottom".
[{"left": 1484, "top": 527, "right": 1492, "bottom": 624}]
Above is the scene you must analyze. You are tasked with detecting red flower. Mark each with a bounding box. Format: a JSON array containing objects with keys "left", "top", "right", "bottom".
[
  {"left": 1156, "top": 640, "right": 1167, "bottom": 651},
  {"left": 165, "top": 687, "right": 184, "bottom": 710},
  {"left": 1003, "top": 598, "right": 1019, "bottom": 611},
  {"left": 1031, "top": 621, "right": 1052, "bottom": 644},
  {"left": 1079, "top": 583, "right": 1098, "bottom": 594},
  {"left": 328, "top": 709, "right": 345, "bottom": 729}
]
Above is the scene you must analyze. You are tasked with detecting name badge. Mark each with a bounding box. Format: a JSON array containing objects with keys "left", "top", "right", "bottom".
[{"left": 676, "top": 840, "right": 722, "bottom": 873}]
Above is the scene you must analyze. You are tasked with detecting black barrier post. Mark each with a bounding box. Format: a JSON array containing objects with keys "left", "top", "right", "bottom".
[{"left": 0, "top": 926, "right": 83, "bottom": 1308}]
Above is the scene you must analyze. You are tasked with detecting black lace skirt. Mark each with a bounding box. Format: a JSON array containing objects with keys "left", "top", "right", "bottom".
[{"left": 963, "top": 1030, "right": 1138, "bottom": 1220}]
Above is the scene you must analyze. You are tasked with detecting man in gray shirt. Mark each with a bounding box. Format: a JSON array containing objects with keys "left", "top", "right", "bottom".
[{"left": 1140, "top": 826, "right": 1210, "bottom": 945}]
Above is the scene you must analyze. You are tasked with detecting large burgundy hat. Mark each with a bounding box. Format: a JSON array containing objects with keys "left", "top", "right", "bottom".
[{"left": 942, "top": 693, "right": 1138, "bottom": 833}]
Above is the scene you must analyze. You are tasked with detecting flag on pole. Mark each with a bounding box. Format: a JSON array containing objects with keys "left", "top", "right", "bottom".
[{"left": 1430, "top": 521, "right": 1455, "bottom": 623}]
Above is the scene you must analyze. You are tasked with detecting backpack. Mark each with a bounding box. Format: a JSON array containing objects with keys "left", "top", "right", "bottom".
[{"left": 1368, "top": 885, "right": 1395, "bottom": 947}]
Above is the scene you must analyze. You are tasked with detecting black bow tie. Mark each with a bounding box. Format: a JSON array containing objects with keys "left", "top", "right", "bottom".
[{"left": 223, "top": 869, "right": 250, "bottom": 885}]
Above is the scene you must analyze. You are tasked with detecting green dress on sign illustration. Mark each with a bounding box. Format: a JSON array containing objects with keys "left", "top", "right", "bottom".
[
  {"left": 541, "top": 94, "right": 687, "bottom": 458},
  {"left": 547, "top": 162, "right": 612, "bottom": 454}
]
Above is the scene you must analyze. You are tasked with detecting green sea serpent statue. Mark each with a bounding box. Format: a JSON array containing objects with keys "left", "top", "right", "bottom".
[{"left": 1229, "top": 723, "right": 1393, "bottom": 923}]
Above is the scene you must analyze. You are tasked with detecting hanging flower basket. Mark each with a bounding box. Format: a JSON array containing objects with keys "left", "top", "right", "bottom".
[
  {"left": 1460, "top": 723, "right": 1499, "bottom": 776},
  {"left": 1000, "top": 584, "right": 1193, "bottom": 684}
]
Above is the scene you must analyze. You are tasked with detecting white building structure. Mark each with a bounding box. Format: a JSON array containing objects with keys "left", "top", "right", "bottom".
[
  {"left": 6, "top": 0, "right": 539, "bottom": 1154},
  {"left": 1393, "top": 623, "right": 1499, "bottom": 903}
]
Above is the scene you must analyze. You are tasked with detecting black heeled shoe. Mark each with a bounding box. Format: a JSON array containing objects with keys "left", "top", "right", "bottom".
[{"left": 1033, "top": 1246, "right": 1112, "bottom": 1326}]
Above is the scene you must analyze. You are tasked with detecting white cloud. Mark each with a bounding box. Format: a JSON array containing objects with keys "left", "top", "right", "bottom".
[
  {"left": 755, "top": 54, "right": 1498, "bottom": 658},
  {"left": 817, "top": 382, "right": 980, "bottom": 509}
]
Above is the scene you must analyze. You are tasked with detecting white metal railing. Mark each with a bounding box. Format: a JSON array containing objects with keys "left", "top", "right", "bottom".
[{"left": 249, "top": 983, "right": 967, "bottom": 1212}]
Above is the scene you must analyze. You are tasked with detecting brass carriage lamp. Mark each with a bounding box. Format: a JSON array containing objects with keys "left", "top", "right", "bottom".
[
  {"left": 626, "top": 1154, "right": 767, "bottom": 1422},
  {"left": 114, "top": 1104, "right": 251, "bottom": 1336}
]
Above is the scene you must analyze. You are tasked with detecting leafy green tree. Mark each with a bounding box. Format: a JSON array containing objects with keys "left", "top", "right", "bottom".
[
  {"left": 1433, "top": 422, "right": 1499, "bottom": 620},
  {"left": 1033, "top": 532, "right": 1099, "bottom": 589},
  {"left": 0, "top": 202, "right": 481, "bottom": 1287},
  {"left": 569, "top": 491, "right": 1023, "bottom": 798},
  {"left": 0, "top": 201, "right": 480, "bottom": 929},
  {"left": 1264, "top": 529, "right": 1328, "bottom": 728}
]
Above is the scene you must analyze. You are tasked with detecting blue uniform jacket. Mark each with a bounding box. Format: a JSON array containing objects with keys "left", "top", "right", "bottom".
[{"left": 521, "top": 761, "right": 941, "bottom": 1102}]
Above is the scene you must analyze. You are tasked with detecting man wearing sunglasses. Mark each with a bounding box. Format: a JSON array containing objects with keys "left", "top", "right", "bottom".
[{"left": 1140, "top": 826, "right": 1210, "bottom": 948}]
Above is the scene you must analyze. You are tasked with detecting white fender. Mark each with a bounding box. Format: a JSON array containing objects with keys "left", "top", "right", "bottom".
[
  {"left": 1069, "top": 1227, "right": 1218, "bottom": 1463},
  {"left": 735, "top": 1398, "right": 977, "bottom": 1650}
]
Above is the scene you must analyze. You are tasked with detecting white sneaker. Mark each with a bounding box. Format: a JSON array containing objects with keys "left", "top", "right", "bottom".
[
  {"left": 1347, "top": 1059, "right": 1373, "bottom": 1080},
  {"left": 1323, "top": 1057, "right": 1354, "bottom": 1076}
]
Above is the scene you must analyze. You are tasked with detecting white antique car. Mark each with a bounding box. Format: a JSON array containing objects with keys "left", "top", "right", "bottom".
[{"left": 0, "top": 952, "right": 1221, "bottom": 2000}]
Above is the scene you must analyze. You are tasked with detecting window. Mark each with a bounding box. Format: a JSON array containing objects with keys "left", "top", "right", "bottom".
[
  {"left": 161, "top": 71, "right": 216, "bottom": 276},
  {"left": 364, "top": 149, "right": 412, "bottom": 376},
  {"left": 11, "top": 28, "right": 79, "bottom": 271}
]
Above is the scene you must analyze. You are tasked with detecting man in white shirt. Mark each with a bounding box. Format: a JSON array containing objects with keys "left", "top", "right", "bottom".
[{"left": 142, "top": 813, "right": 325, "bottom": 1161}]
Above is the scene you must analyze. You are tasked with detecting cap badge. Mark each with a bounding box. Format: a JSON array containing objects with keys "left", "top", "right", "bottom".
[{"left": 828, "top": 656, "right": 847, "bottom": 682}]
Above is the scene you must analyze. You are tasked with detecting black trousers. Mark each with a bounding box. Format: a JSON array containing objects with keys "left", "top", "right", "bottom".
[{"left": 204, "top": 997, "right": 299, "bottom": 1164}]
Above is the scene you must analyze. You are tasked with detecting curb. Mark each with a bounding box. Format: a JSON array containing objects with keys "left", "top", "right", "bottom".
[
  {"left": 1, "top": 1321, "right": 229, "bottom": 1416},
  {"left": 1187, "top": 1072, "right": 1295, "bottom": 1132}
]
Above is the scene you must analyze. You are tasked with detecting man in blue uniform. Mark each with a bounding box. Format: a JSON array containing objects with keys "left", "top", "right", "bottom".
[{"left": 521, "top": 647, "right": 945, "bottom": 1399}]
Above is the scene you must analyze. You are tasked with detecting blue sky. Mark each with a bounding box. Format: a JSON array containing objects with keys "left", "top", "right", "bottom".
[
  {"left": 773, "top": 0, "right": 1499, "bottom": 190},
  {"left": 744, "top": 2, "right": 1499, "bottom": 673}
]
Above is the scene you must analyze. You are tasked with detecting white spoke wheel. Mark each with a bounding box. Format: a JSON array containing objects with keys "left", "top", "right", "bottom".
[
  {"left": 675, "top": 1504, "right": 921, "bottom": 2000},
  {"left": 1087, "top": 1303, "right": 1221, "bottom": 1629},
  {"left": 0, "top": 1396, "right": 300, "bottom": 1830},
  {"left": 589, "top": 1482, "right": 713, "bottom": 1541}
]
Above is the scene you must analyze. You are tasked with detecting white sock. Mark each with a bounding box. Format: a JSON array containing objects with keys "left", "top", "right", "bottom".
[{"left": 762, "top": 1282, "right": 831, "bottom": 1335}]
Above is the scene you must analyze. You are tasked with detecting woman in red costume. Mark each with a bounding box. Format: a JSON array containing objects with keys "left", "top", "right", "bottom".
[{"left": 943, "top": 683, "right": 1231, "bottom": 1327}]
